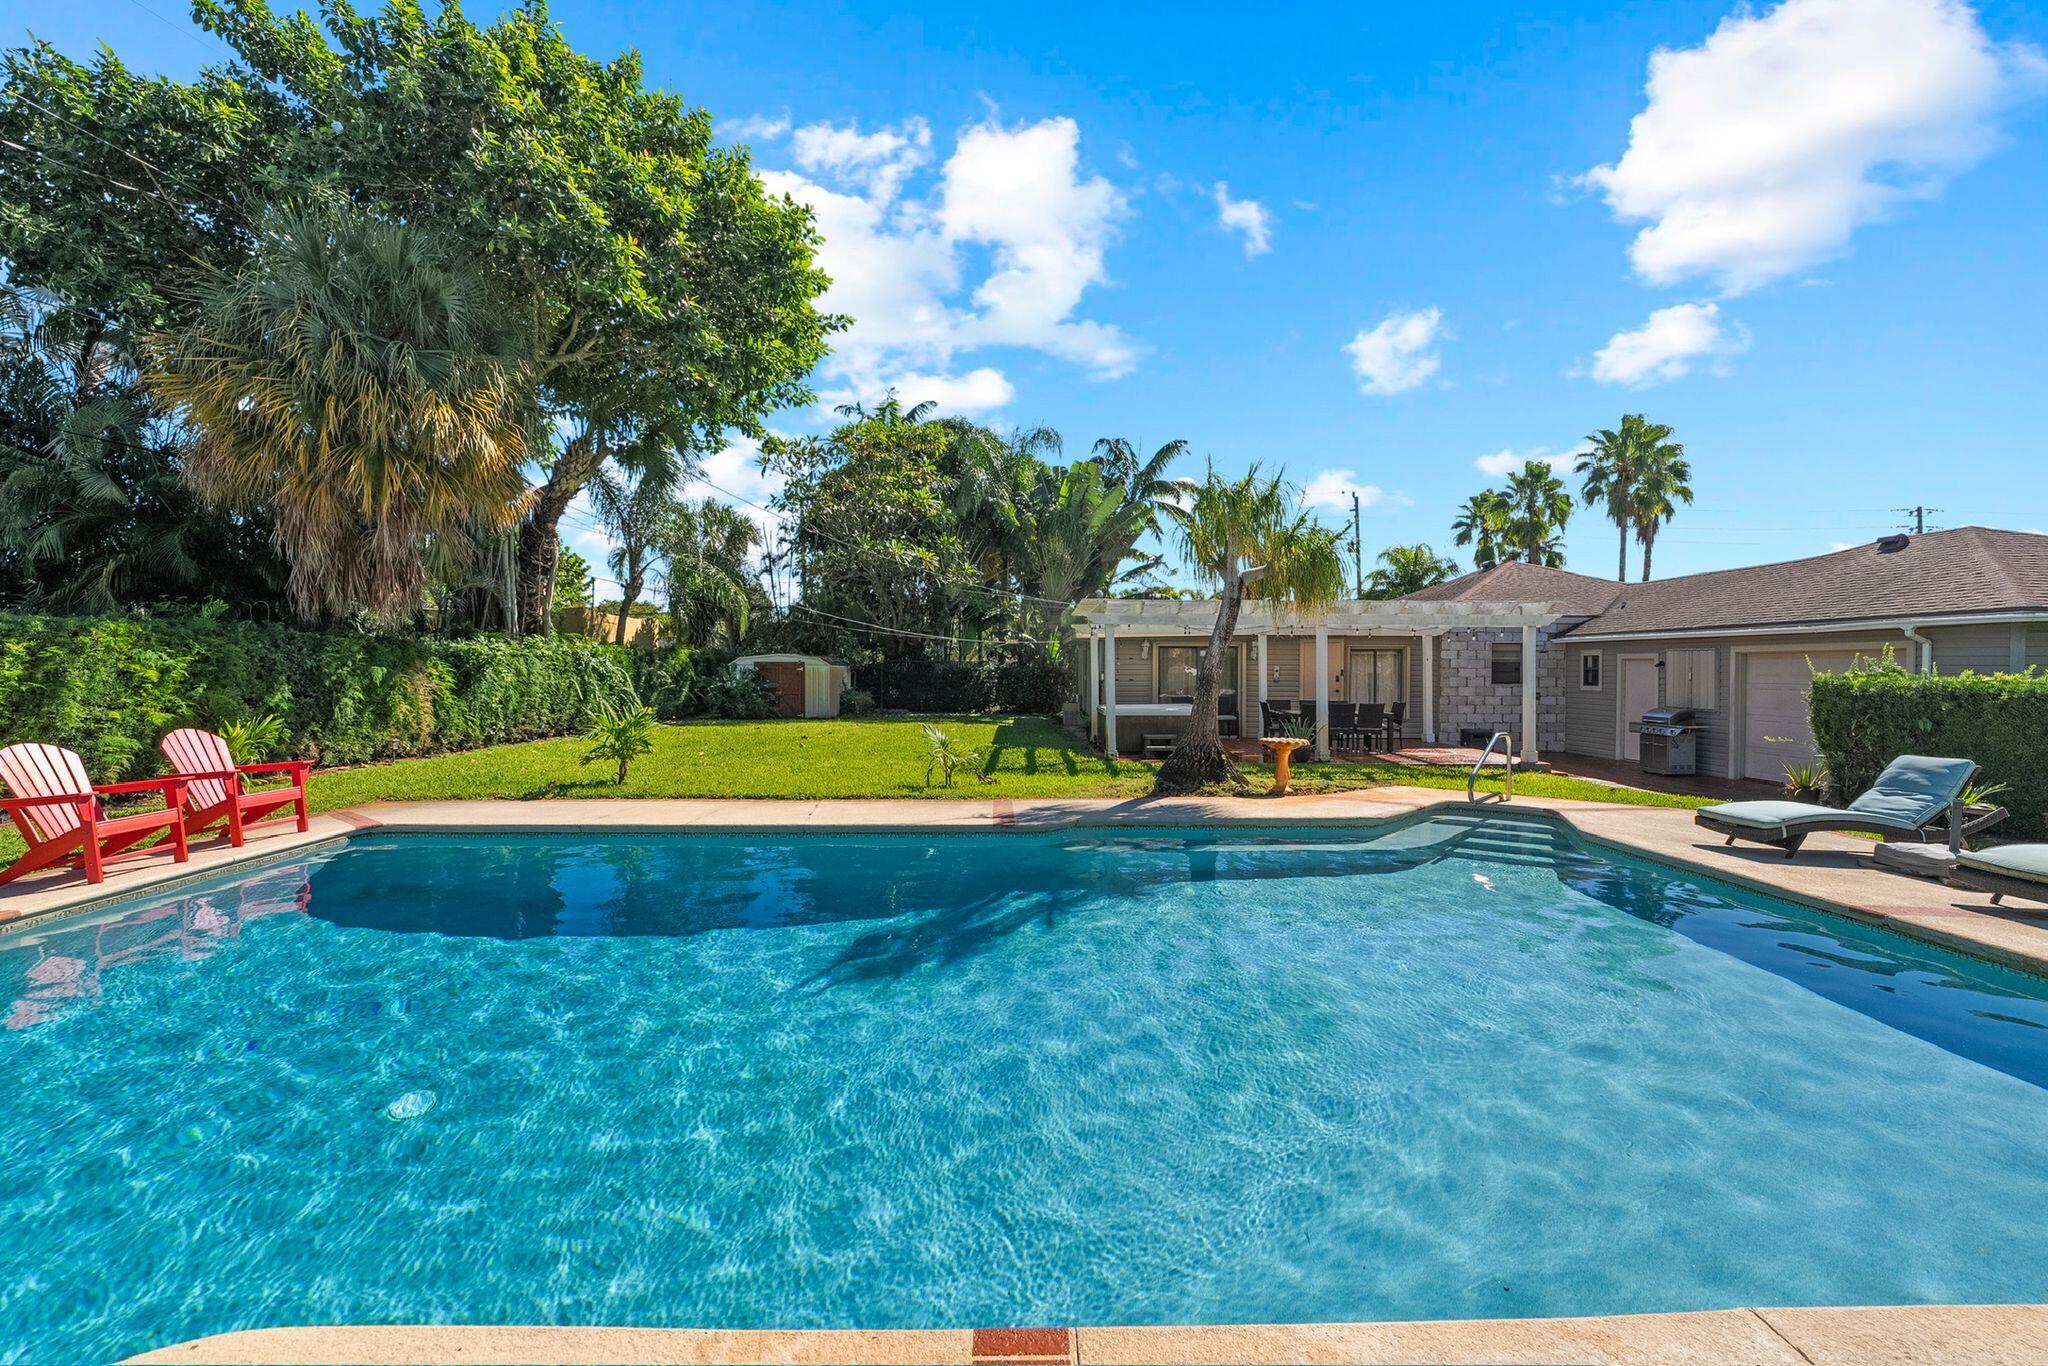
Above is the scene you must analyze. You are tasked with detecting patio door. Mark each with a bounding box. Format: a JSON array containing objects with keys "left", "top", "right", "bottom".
[{"left": 1346, "top": 649, "right": 1403, "bottom": 705}]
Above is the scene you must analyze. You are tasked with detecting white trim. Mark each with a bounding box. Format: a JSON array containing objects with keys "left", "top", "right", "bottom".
[
  {"left": 1420, "top": 632, "right": 1437, "bottom": 743},
  {"left": 1726, "top": 639, "right": 1894, "bottom": 780},
  {"left": 1073, "top": 598, "right": 1561, "bottom": 632},
  {"left": 1578, "top": 648, "right": 1603, "bottom": 692},
  {"left": 1566, "top": 610, "right": 2048, "bottom": 644},
  {"left": 1520, "top": 624, "right": 1538, "bottom": 764},
  {"left": 1313, "top": 629, "right": 1330, "bottom": 761}
]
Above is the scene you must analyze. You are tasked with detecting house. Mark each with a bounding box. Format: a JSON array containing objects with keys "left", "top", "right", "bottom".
[{"left": 1072, "top": 527, "right": 2048, "bottom": 780}]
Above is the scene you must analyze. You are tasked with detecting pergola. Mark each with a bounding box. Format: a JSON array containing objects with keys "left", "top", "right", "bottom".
[{"left": 1069, "top": 597, "right": 1564, "bottom": 763}]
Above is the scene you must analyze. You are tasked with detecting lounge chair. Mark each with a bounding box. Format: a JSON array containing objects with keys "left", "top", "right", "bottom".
[
  {"left": 1948, "top": 847, "right": 2048, "bottom": 908},
  {"left": 0, "top": 743, "right": 190, "bottom": 887},
  {"left": 1694, "top": 754, "right": 1993, "bottom": 857},
  {"left": 160, "top": 728, "right": 312, "bottom": 847}
]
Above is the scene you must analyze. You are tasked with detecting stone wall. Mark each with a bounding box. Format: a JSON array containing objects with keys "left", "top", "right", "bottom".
[{"left": 1435, "top": 627, "right": 1567, "bottom": 754}]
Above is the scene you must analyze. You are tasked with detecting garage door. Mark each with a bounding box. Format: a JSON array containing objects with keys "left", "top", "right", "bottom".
[{"left": 1741, "top": 650, "right": 1860, "bottom": 781}]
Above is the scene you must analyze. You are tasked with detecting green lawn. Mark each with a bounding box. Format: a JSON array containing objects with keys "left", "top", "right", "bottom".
[{"left": 1, "top": 717, "right": 1710, "bottom": 865}]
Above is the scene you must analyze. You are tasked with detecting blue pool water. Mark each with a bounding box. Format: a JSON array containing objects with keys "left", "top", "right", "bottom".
[{"left": 6, "top": 814, "right": 2048, "bottom": 1360}]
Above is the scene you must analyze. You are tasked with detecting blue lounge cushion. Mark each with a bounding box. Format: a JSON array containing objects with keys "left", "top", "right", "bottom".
[
  {"left": 1843, "top": 755, "right": 1978, "bottom": 830},
  {"left": 1957, "top": 845, "right": 2048, "bottom": 887},
  {"left": 1700, "top": 800, "right": 1840, "bottom": 830},
  {"left": 1701, "top": 756, "right": 1975, "bottom": 834}
]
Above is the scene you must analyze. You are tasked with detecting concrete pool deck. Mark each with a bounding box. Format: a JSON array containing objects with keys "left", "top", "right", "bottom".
[
  {"left": 8, "top": 787, "right": 2048, "bottom": 977},
  {"left": 126, "top": 1304, "right": 2048, "bottom": 1364}
]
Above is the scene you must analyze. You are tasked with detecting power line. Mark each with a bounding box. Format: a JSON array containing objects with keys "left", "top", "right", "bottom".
[{"left": 790, "top": 602, "right": 1030, "bottom": 648}]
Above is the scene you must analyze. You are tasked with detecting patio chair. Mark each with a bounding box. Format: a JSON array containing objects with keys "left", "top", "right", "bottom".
[
  {"left": 1694, "top": 755, "right": 1993, "bottom": 858},
  {"left": 1381, "top": 701, "right": 1408, "bottom": 751},
  {"left": 1357, "top": 702, "right": 1385, "bottom": 753},
  {"left": 1948, "top": 846, "right": 2048, "bottom": 908},
  {"left": 1216, "top": 690, "right": 1239, "bottom": 738},
  {"left": 1327, "top": 702, "right": 1361, "bottom": 752},
  {"left": 1259, "top": 700, "right": 1298, "bottom": 737},
  {"left": 160, "top": 728, "right": 313, "bottom": 847},
  {"left": 0, "top": 743, "right": 190, "bottom": 887}
]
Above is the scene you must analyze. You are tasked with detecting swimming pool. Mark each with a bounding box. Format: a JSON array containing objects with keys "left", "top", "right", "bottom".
[{"left": 5, "top": 813, "right": 2048, "bottom": 1360}]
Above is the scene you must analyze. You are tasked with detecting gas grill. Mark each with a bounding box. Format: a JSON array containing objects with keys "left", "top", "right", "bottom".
[{"left": 1629, "top": 705, "right": 1700, "bottom": 776}]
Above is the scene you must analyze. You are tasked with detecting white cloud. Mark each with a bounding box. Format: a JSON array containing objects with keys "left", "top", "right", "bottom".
[
  {"left": 1301, "top": 469, "right": 1412, "bottom": 513},
  {"left": 791, "top": 117, "right": 931, "bottom": 203},
  {"left": 760, "top": 114, "right": 1138, "bottom": 416},
  {"left": 1582, "top": 0, "right": 2046, "bottom": 294},
  {"left": 815, "top": 367, "right": 1015, "bottom": 417},
  {"left": 1212, "top": 181, "right": 1273, "bottom": 257},
  {"left": 1344, "top": 307, "right": 1445, "bottom": 396},
  {"left": 725, "top": 112, "right": 792, "bottom": 141},
  {"left": 1589, "top": 301, "right": 1749, "bottom": 386},
  {"left": 1475, "top": 448, "right": 1581, "bottom": 478}
]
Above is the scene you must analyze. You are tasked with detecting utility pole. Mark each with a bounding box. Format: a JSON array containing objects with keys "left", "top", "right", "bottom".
[
  {"left": 1894, "top": 505, "right": 1942, "bottom": 534},
  {"left": 1350, "top": 491, "right": 1364, "bottom": 598}
]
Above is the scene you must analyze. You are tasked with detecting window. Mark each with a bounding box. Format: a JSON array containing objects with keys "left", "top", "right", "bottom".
[
  {"left": 1580, "top": 651, "right": 1602, "bottom": 690},
  {"left": 1665, "top": 648, "right": 1717, "bottom": 709},
  {"left": 1156, "top": 644, "right": 1237, "bottom": 701},
  {"left": 1346, "top": 649, "right": 1405, "bottom": 704},
  {"left": 1490, "top": 641, "right": 1522, "bottom": 686}
]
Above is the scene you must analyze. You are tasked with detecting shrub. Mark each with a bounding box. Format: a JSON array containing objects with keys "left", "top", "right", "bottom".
[
  {"left": 838, "top": 686, "right": 876, "bottom": 716},
  {"left": 581, "top": 702, "right": 657, "bottom": 784},
  {"left": 696, "top": 667, "right": 776, "bottom": 720},
  {"left": 1808, "top": 660, "right": 2048, "bottom": 838},
  {"left": 851, "top": 658, "right": 1069, "bottom": 715},
  {"left": 0, "top": 611, "right": 637, "bottom": 780}
]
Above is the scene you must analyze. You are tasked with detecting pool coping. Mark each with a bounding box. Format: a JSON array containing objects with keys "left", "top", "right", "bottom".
[
  {"left": 8, "top": 789, "right": 2048, "bottom": 979},
  {"left": 126, "top": 1303, "right": 2048, "bottom": 1364}
]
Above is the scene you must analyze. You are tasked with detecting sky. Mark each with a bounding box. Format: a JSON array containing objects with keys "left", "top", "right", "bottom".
[{"left": 16, "top": 0, "right": 2048, "bottom": 593}]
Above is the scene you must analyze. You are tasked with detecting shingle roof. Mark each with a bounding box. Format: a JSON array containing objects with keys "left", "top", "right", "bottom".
[
  {"left": 1561, "top": 527, "right": 2048, "bottom": 639},
  {"left": 1398, "top": 561, "right": 1624, "bottom": 617}
]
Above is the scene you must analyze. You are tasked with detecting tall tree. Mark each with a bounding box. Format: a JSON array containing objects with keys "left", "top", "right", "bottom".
[
  {"left": 1152, "top": 467, "right": 1346, "bottom": 796},
  {"left": 659, "top": 499, "right": 758, "bottom": 647},
  {"left": 1578, "top": 415, "right": 1680, "bottom": 582},
  {"left": 1503, "top": 462, "right": 1573, "bottom": 567},
  {"left": 1, "top": 0, "right": 837, "bottom": 628},
  {"left": 588, "top": 464, "right": 673, "bottom": 644},
  {"left": 554, "top": 543, "right": 595, "bottom": 610},
  {"left": 146, "top": 209, "right": 531, "bottom": 623},
  {"left": 1451, "top": 489, "right": 1512, "bottom": 570},
  {"left": 0, "top": 291, "right": 283, "bottom": 611},
  {"left": 1630, "top": 443, "right": 1694, "bottom": 581},
  {"left": 1364, "top": 543, "right": 1460, "bottom": 599}
]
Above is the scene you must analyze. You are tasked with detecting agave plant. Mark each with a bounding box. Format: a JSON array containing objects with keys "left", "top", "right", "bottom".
[{"left": 1781, "top": 760, "right": 1830, "bottom": 802}]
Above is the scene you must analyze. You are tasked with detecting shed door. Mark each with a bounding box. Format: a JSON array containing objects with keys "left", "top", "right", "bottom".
[
  {"left": 1741, "top": 650, "right": 1858, "bottom": 781},
  {"left": 758, "top": 662, "right": 805, "bottom": 718}
]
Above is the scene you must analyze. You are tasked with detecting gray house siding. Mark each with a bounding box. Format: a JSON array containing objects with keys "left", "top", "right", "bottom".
[
  {"left": 1924, "top": 623, "right": 2013, "bottom": 674},
  {"left": 1563, "top": 644, "right": 1616, "bottom": 758}
]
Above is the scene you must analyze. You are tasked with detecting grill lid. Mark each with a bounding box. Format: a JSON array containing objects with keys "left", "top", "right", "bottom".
[{"left": 1639, "top": 706, "right": 1697, "bottom": 725}]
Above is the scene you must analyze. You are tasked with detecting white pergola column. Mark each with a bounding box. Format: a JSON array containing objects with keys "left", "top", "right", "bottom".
[
  {"left": 1314, "top": 627, "right": 1331, "bottom": 761},
  {"left": 1520, "top": 624, "right": 1539, "bottom": 765},
  {"left": 1086, "top": 629, "right": 1101, "bottom": 742},
  {"left": 1102, "top": 623, "right": 1119, "bottom": 757},
  {"left": 1421, "top": 632, "right": 1437, "bottom": 744}
]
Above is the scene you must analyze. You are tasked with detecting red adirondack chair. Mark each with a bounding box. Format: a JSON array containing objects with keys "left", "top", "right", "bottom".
[
  {"left": 158, "top": 729, "right": 312, "bottom": 847},
  {"left": 0, "top": 743, "right": 191, "bottom": 887}
]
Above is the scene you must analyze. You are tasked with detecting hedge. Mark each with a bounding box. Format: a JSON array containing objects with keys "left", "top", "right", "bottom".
[
  {"left": 852, "top": 658, "right": 1070, "bottom": 715},
  {"left": 0, "top": 612, "right": 638, "bottom": 781},
  {"left": 1808, "top": 661, "right": 2048, "bottom": 838}
]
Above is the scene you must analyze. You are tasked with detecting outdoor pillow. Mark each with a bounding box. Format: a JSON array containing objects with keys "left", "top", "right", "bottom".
[
  {"left": 1844, "top": 755, "right": 1977, "bottom": 829},
  {"left": 1957, "top": 846, "right": 2048, "bottom": 887},
  {"left": 1698, "top": 801, "right": 1840, "bottom": 829}
]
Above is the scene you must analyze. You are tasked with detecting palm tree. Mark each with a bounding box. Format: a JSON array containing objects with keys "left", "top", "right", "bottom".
[
  {"left": 1630, "top": 445, "right": 1694, "bottom": 581},
  {"left": 659, "top": 498, "right": 759, "bottom": 647},
  {"left": 1365, "top": 543, "right": 1460, "bottom": 599},
  {"left": 1578, "top": 415, "right": 1680, "bottom": 581},
  {"left": 1451, "top": 489, "right": 1512, "bottom": 569},
  {"left": 1091, "top": 435, "right": 1192, "bottom": 578},
  {"left": 1504, "top": 462, "right": 1573, "bottom": 567},
  {"left": 588, "top": 465, "right": 673, "bottom": 644},
  {"left": 1153, "top": 465, "right": 1347, "bottom": 796},
  {"left": 146, "top": 208, "right": 531, "bottom": 623}
]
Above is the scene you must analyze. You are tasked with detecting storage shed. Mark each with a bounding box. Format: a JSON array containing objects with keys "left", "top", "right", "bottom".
[{"left": 732, "top": 654, "right": 852, "bottom": 719}]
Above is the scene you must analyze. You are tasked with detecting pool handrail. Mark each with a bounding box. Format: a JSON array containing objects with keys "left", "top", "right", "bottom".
[{"left": 1468, "top": 732, "right": 1513, "bottom": 803}]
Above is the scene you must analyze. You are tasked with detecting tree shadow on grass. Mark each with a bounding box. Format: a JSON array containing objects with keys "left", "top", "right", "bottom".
[{"left": 982, "top": 718, "right": 1120, "bottom": 781}]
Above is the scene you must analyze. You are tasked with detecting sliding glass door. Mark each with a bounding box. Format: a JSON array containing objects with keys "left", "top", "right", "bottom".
[{"left": 1346, "top": 648, "right": 1404, "bottom": 705}]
